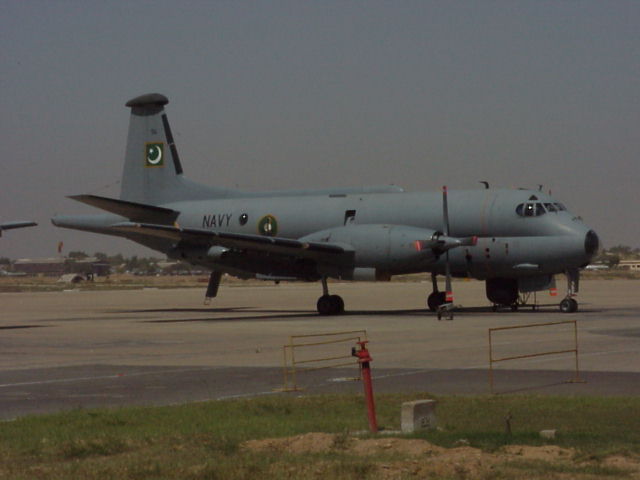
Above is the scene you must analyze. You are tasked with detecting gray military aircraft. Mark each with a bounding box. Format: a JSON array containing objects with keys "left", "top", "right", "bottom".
[
  {"left": 52, "top": 93, "right": 599, "bottom": 315},
  {"left": 0, "top": 221, "right": 37, "bottom": 237}
]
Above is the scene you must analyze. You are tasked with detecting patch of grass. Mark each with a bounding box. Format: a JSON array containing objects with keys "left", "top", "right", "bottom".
[
  {"left": 0, "top": 394, "right": 639, "bottom": 479},
  {"left": 504, "top": 459, "right": 634, "bottom": 477},
  {"left": 58, "top": 436, "right": 131, "bottom": 459}
]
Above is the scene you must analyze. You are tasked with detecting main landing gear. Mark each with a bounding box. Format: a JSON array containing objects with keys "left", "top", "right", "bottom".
[
  {"left": 317, "top": 277, "right": 345, "bottom": 315},
  {"left": 426, "top": 273, "right": 454, "bottom": 319},
  {"left": 427, "top": 273, "right": 447, "bottom": 312}
]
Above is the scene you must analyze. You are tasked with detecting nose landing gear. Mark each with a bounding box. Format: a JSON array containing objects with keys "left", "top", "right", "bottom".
[
  {"left": 560, "top": 269, "right": 580, "bottom": 313},
  {"left": 560, "top": 297, "right": 578, "bottom": 313}
]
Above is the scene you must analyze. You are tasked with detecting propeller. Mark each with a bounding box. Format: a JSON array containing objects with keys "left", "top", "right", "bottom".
[{"left": 412, "top": 186, "right": 477, "bottom": 318}]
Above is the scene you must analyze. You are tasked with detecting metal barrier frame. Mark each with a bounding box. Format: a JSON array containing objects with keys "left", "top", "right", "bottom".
[
  {"left": 282, "top": 330, "right": 367, "bottom": 391},
  {"left": 488, "top": 320, "right": 583, "bottom": 393}
]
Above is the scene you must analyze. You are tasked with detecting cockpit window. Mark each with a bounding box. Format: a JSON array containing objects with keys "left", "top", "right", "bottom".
[
  {"left": 517, "top": 201, "right": 569, "bottom": 217},
  {"left": 516, "top": 202, "right": 546, "bottom": 217}
]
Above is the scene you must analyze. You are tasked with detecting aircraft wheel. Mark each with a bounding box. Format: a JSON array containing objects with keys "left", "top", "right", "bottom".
[
  {"left": 330, "top": 295, "right": 345, "bottom": 314},
  {"left": 559, "top": 298, "right": 578, "bottom": 313},
  {"left": 317, "top": 294, "right": 344, "bottom": 315},
  {"left": 317, "top": 295, "right": 333, "bottom": 315},
  {"left": 427, "top": 292, "right": 446, "bottom": 312}
]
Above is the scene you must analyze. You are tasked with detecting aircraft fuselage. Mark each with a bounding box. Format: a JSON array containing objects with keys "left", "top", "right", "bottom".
[{"left": 165, "top": 188, "right": 595, "bottom": 281}]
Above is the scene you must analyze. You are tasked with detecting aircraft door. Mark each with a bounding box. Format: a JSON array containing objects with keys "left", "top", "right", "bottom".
[{"left": 344, "top": 210, "right": 356, "bottom": 225}]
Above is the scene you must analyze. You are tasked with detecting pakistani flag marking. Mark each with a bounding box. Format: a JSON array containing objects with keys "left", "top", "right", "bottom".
[
  {"left": 258, "top": 215, "right": 278, "bottom": 236},
  {"left": 145, "top": 143, "right": 164, "bottom": 167}
]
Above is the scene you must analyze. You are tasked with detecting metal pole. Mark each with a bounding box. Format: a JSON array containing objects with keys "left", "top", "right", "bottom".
[
  {"left": 488, "top": 328, "right": 494, "bottom": 394},
  {"left": 573, "top": 320, "right": 581, "bottom": 382},
  {"left": 290, "top": 336, "right": 297, "bottom": 391},
  {"left": 353, "top": 341, "right": 378, "bottom": 433}
]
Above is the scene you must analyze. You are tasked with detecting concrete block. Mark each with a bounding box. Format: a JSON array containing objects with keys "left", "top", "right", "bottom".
[
  {"left": 540, "top": 429, "right": 556, "bottom": 439},
  {"left": 401, "top": 399, "right": 437, "bottom": 433}
]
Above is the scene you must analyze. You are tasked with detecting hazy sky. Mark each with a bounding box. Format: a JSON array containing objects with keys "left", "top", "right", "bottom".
[{"left": 1, "top": 1, "right": 638, "bottom": 259}]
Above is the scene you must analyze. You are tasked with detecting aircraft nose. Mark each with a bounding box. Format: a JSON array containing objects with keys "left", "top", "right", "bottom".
[{"left": 584, "top": 229, "right": 599, "bottom": 259}]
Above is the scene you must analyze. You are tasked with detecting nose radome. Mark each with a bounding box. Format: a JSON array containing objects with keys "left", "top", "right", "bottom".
[{"left": 585, "top": 230, "right": 599, "bottom": 258}]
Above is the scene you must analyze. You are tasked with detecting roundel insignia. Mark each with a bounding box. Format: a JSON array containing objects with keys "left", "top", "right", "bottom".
[
  {"left": 258, "top": 215, "right": 278, "bottom": 236},
  {"left": 145, "top": 142, "right": 164, "bottom": 167}
]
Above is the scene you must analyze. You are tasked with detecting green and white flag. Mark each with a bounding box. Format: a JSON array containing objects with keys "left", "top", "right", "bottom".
[{"left": 145, "top": 142, "right": 164, "bottom": 167}]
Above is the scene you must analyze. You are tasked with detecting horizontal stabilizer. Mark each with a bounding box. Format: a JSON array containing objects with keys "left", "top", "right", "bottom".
[
  {"left": 69, "top": 195, "right": 179, "bottom": 224},
  {"left": 0, "top": 221, "right": 37, "bottom": 231}
]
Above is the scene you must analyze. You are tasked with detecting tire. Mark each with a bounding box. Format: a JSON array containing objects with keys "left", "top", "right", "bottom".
[
  {"left": 560, "top": 298, "right": 578, "bottom": 313},
  {"left": 317, "top": 295, "right": 333, "bottom": 315},
  {"left": 427, "top": 292, "right": 446, "bottom": 312},
  {"left": 317, "top": 294, "right": 345, "bottom": 315},
  {"left": 329, "top": 295, "right": 345, "bottom": 314}
]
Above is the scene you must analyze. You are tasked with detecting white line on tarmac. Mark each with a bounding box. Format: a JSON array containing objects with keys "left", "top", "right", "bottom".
[{"left": 0, "top": 367, "right": 213, "bottom": 389}]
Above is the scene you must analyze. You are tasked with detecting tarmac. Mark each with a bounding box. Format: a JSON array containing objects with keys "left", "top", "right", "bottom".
[{"left": 1, "top": 279, "right": 639, "bottom": 419}]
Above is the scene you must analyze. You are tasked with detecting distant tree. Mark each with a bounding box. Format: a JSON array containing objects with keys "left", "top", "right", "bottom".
[
  {"left": 605, "top": 254, "right": 621, "bottom": 268},
  {"left": 124, "top": 255, "right": 139, "bottom": 271},
  {"left": 94, "top": 252, "right": 108, "bottom": 261},
  {"left": 0, "top": 257, "right": 10, "bottom": 265},
  {"left": 68, "top": 250, "right": 89, "bottom": 259},
  {"left": 108, "top": 253, "right": 125, "bottom": 266},
  {"left": 608, "top": 245, "right": 633, "bottom": 257}
]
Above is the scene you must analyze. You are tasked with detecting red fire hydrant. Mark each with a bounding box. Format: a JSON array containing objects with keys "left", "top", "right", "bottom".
[{"left": 352, "top": 340, "right": 378, "bottom": 433}]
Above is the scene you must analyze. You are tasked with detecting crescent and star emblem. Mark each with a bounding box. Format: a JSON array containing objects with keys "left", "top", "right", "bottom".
[
  {"left": 258, "top": 215, "right": 278, "bottom": 236},
  {"left": 145, "top": 143, "right": 164, "bottom": 167}
]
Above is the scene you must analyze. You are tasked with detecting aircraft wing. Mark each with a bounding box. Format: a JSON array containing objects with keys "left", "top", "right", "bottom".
[
  {"left": 0, "top": 221, "right": 37, "bottom": 236},
  {"left": 109, "top": 222, "right": 353, "bottom": 260}
]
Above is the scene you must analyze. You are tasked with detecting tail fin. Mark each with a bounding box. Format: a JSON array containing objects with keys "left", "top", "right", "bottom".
[{"left": 120, "top": 93, "right": 238, "bottom": 205}]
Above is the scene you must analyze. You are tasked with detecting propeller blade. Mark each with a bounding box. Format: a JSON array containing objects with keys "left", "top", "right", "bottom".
[
  {"left": 442, "top": 186, "right": 450, "bottom": 236},
  {"left": 442, "top": 186, "right": 453, "bottom": 304}
]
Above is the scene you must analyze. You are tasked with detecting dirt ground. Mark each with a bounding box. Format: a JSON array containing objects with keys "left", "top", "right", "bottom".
[{"left": 243, "top": 433, "right": 640, "bottom": 479}]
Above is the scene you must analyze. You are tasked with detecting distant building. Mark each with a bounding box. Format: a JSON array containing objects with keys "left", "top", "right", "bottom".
[
  {"left": 13, "top": 258, "right": 65, "bottom": 276},
  {"left": 619, "top": 259, "right": 640, "bottom": 271},
  {"left": 12, "top": 257, "right": 111, "bottom": 277},
  {"left": 72, "top": 257, "right": 111, "bottom": 276}
]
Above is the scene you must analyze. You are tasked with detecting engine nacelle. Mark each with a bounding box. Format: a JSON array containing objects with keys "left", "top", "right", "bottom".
[{"left": 301, "top": 224, "right": 441, "bottom": 272}]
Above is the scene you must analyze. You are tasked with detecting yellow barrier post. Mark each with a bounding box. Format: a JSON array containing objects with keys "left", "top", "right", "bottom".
[
  {"left": 488, "top": 320, "right": 584, "bottom": 394},
  {"left": 280, "top": 330, "right": 367, "bottom": 392}
]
